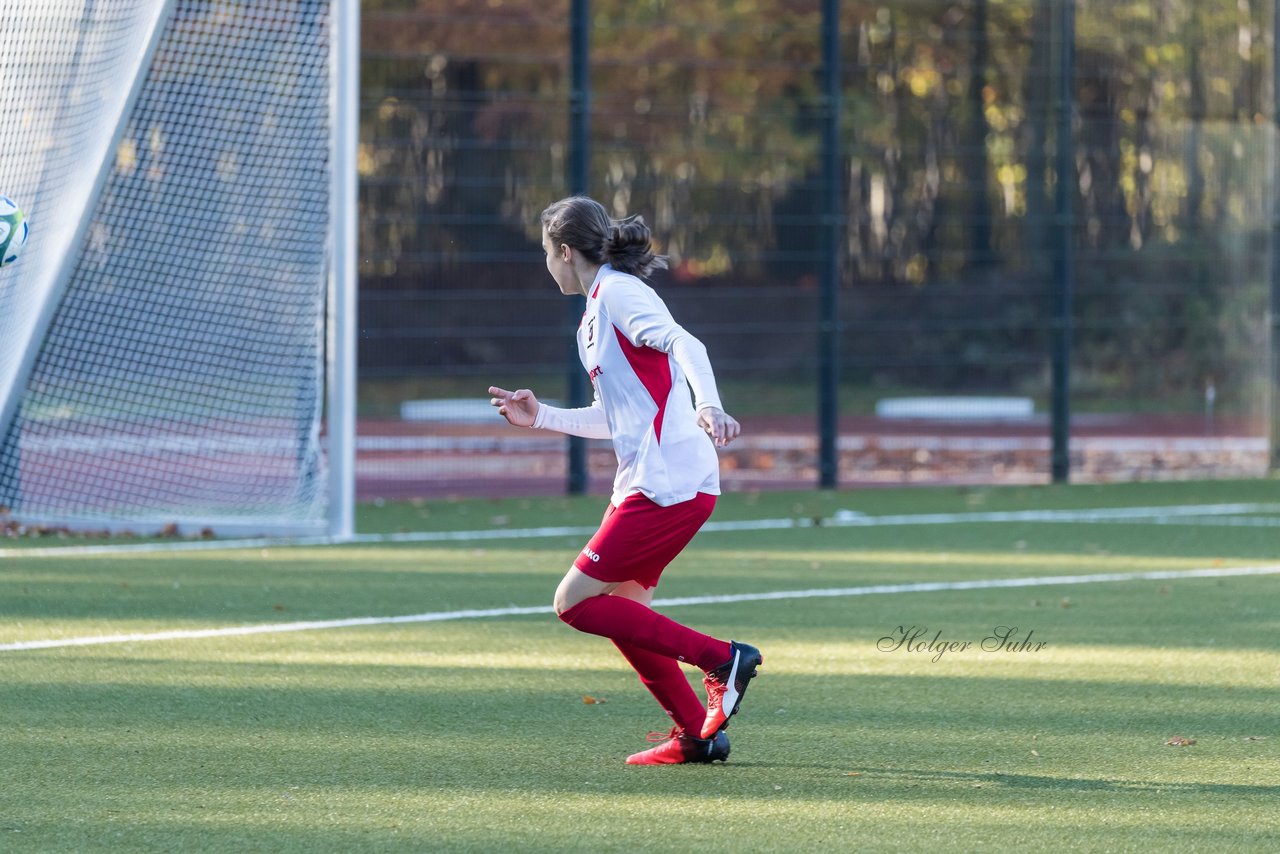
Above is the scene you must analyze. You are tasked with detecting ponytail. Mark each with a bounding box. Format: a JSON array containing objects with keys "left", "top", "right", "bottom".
[
  {"left": 604, "top": 214, "right": 668, "bottom": 278},
  {"left": 541, "top": 196, "right": 668, "bottom": 279}
]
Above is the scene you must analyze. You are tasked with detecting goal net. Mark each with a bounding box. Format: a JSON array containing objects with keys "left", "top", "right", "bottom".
[{"left": 0, "top": 0, "right": 356, "bottom": 538}]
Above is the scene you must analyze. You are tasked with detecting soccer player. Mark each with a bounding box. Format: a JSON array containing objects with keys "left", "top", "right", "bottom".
[{"left": 489, "top": 196, "right": 762, "bottom": 765}]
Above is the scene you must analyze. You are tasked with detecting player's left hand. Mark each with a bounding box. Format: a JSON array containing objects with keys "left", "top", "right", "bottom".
[
  {"left": 489, "top": 386, "right": 539, "bottom": 428},
  {"left": 697, "top": 406, "right": 740, "bottom": 448}
]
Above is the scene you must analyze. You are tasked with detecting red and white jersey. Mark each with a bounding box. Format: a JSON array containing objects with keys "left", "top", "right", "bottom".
[{"left": 535, "top": 265, "right": 723, "bottom": 507}]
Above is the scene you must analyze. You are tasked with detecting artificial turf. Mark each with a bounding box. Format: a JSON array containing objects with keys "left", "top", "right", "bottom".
[{"left": 1, "top": 480, "right": 1277, "bottom": 851}]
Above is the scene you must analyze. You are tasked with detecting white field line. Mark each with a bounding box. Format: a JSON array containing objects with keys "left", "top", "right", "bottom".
[
  {"left": 3, "top": 502, "right": 1280, "bottom": 559},
  {"left": 3, "top": 563, "right": 1279, "bottom": 653},
  {"left": 1087, "top": 515, "right": 1280, "bottom": 528}
]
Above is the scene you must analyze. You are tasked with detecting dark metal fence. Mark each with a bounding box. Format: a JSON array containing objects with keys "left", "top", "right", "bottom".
[{"left": 354, "top": 0, "right": 1277, "bottom": 500}]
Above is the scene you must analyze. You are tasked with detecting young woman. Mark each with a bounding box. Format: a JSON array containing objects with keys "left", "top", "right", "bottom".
[{"left": 489, "top": 196, "right": 762, "bottom": 765}]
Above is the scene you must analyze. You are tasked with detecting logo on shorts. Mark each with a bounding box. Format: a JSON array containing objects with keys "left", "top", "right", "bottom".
[{"left": 581, "top": 546, "right": 602, "bottom": 563}]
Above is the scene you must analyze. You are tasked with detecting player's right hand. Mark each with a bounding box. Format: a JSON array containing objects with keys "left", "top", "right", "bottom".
[
  {"left": 697, "top": 406, "right": 741, "bottom": 448},
  {"left": 489, "top": 386, "right": 539, "bottom": 428}
]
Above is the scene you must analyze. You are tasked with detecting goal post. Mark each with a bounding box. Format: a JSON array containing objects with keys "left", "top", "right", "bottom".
[
  {"left": 328, "top": 0, "right": 359, "bottom": 542},
  {"left": 0, "top": 0, "right": 357, "bottom": 540}
]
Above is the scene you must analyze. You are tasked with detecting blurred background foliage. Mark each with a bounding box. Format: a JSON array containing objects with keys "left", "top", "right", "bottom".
[{"left": 355, "top": 0, "right": 1273, "bottom": 423}]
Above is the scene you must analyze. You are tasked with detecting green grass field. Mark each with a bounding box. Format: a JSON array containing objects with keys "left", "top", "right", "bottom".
[{"left": 3, "top": 480, "right": 1279, "bottom": 852}]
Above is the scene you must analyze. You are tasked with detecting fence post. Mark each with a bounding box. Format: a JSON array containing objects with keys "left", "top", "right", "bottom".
[
  {"left": 1050, "top": 0, "right": 1075, "bottom": 484},
  {"left": 818, "top": 0, "right": 841, "bottom": 489},
  {"left": 1271, "top": 0, "right": 1280, "bottom": 473},
  {"left": 566, "top": 0, "right": 590, "bottom": 495}
]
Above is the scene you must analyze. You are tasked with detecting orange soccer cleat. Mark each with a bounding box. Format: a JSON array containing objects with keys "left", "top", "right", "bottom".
[
  {"left": 625, "top": 727, "right": 730, "bottom": 765},
  {"left": 700, "top": 640, "right": 763, "bottom": 739}
]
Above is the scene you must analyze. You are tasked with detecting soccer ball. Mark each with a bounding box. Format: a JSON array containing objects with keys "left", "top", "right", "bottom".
[{"left": 0, "top": 195, "right": 29, "bottom": 267}]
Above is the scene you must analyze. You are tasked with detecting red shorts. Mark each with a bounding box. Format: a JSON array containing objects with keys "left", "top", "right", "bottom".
[{"left": 574, "top": 492, "right": 717, "bottom": 589}]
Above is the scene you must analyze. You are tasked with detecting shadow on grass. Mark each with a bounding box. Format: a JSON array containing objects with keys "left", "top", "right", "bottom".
[{"left": 839, "top": 765, "right": 1280, "bottom": 798}]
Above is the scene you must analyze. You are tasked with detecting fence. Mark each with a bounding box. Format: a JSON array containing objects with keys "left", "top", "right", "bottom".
[{"left": 354, "top": 0, "right": 1278, "bottom": 499}]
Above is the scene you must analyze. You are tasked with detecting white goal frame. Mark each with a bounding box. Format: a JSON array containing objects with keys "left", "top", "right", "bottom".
[{"left": 0, "top": 0, "right": 358, "bottom": 540}]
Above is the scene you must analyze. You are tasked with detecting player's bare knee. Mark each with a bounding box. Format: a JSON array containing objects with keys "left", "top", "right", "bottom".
[{"left": 552, "top": 577, "right": 577, "bottom": 616}]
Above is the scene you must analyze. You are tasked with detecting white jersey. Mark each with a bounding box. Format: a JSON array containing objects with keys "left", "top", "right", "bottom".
[{"left": 534, "top": 265, "right": 723, "bottom": 507}]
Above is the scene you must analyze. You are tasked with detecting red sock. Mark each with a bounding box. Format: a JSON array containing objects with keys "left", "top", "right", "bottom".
[
  {"left": 613, "top": 640, "right": 705, "bottom": 735},
  {"left": 559, "top": 595, "right": 732, "bottom": 672}
]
